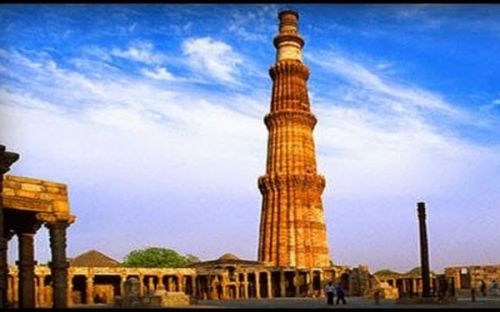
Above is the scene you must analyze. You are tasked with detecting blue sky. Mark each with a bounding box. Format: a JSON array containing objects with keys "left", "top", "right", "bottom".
[{"left": 1, "top": 4, "right": 499, "bottom": 273}]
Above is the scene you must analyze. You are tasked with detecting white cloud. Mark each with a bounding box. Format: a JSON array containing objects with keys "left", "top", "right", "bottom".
[
  {"left": 182, "top": 37, "right": 243, "bottom": 84},
  {"left": 111, "top": 41, "right": 166, "bottom": 64},
  {"left": 141, "top": 66, "right": 175, "bottom": 81}
]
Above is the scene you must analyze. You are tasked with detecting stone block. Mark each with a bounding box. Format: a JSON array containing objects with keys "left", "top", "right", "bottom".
[
  {"left": 15, "top": 189, "right": 40, "bottom": 199},
  {"left": 21, "top": 183, "right": 45, "bottom": 192},
  {"left": 46, "top": 186, "right": 61, "bottom": 194},
  {"left": 2, "top": 188, "right": 15, "bottom": 196},
  {"left": 53, "top": 200, "right": 69, "bottom": 212},
  {"left": 4, "top": 180, "right": 21, "bottom": 189},
  {"left": 40, "top": 193, "right": 56, "bottom": 201}
]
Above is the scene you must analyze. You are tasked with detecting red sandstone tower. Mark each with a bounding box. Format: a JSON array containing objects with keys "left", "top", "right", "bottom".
[{"left": 258, "top": 10, "right": 331, "bottom": 268}]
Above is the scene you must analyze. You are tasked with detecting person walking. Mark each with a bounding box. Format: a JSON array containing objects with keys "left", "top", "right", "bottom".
[
  {"left": 480, "top": 280, "right": 487, "bottom": 297},
  {"left": 325, "top": 281, "right": 335, "bottom": 305},
  {"left": 492, "top": 280, "right": 499, "bottom": 296},
  {"left": 336, "top": 283, "right": 347, "bottom": 305}
]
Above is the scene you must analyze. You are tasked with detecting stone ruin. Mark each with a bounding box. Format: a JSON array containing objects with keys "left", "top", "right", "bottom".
[{"left": 115, "top": 277, "right": 193, "bottom": 308}]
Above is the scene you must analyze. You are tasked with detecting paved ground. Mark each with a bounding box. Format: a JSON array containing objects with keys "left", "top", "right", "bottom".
[
  {"left": 191, "top": 296, "right": 500, "bottom": 309},
  {"left": 75, "top": 296, "right": 500, "bottom": 309}
]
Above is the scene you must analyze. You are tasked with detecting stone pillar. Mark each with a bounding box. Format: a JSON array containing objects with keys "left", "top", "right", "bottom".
[
  {"left": 191, "top": 275, "right": 196, "bottom": 296},
  {"left": 120, "top": 275, "right": 127, "bottom": 296},
  {"left": 308, "top": 270, "right": 314, "bottom": 296},
  {"left": 6, "top": 275, "right": 13, "bottom": 305},
  {"left": 417, "top": 202, "right": 431, "bottom": 297},
  {"left": 17, "top": 231, "right": 38, "bottom": 308},
  {"left": 138, "top": 274, "right": 144, "bottom": 296},
  {"left": 13, "top": 274, "right": 19, "bottom": 306},
  {"left": 235, "top": 281, "right": 240, "bottom": 299},
  {"left": 46, "top": 221, "right": 71, "bottom": 308},
  {"left": 0, "top": 145, "right": 19, "bottom": 308},
  {"left": 165, "top": 276, "right": 170, "bottom": 292},
  {"left": 294, "top": 270, "right": 300, "bottom": 297},
  {"left": 38, "top": 275, "right": 46, "bottom": 307},
  {"left": 267, "top": 272, "right": 273, "bottom": 298},
  {"left": 319, "top": 271, "right": 325, "bottom": 297},
  {"left": 178, "top": 275, "right": 184, "bottom": 293},
  {"left": 279, "top": 270, "right": 286, "bottom": 297},
  {"left": 34, "top": 275, "right": 39, "bottom": 307},
  {"left": 255, "top": 272, "right": 261, "bottom": 299},
  {"left": 67, "top": 274, "right": 73, "bottom": 307},
  {"left": 221, "top": 275, "right": 227, "bottom": 300},
  {"left": 86, "top": 275, "right": 94, "bottom": 304},
  {"left": 243, "top": 273, "right": 249, "bottom": 299},
  {"left": 148, "top": 276, "right": 155, "bottom": 293}
]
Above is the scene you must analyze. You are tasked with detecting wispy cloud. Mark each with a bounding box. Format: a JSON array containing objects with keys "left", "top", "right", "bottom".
[
  {"left": 226, "top": 5, "right": 277, "bottom": 42},
  {"left": 111, "top": 41, "right": 166, "bottom": 65},
  {"left": 141, "top": 66, "right": 175, "bottom": 81},
  {"left": 306, "top": 50, "right": 463, "bottom": 118}
]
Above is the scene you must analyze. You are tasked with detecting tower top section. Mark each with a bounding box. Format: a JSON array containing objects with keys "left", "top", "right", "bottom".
[{"left": 274, "top": 9, "right": 304, "bottom": 62}]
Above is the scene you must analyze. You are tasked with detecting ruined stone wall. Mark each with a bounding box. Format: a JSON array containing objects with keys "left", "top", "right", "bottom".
[{"left": 445, "top": 265, "right": 500, "bottom": 290}]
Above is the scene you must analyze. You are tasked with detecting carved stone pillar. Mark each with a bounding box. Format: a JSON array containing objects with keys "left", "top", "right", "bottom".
[
  {"left": 319, "top": 270, "right": 325, "bottom": 297},
  {"left": 6, "top": 275, "right": 13, "bottom": 305},
  {"left": 235, "top": 281, "right": 240, "bottom": 299},
  {"left": 255, "top": 272, "right": 261, "bottom": 299},
  {"left": 38, "top": 275, "right": 45, "bottom": 307},
  {"left": 13, "top": 274, "right": 19, "bottom": 306},
  {"left": 0, "top": 145, "right": 19, "bottom": 308},
  {"left": 67, "top": 274, "right": 73, "bottom": 306},
  {"left": 165, "top": 276, "right": 172, "bottom": 291},
  {"left": 148, "top": 276, "right": 155, "bottom": 293},
  {"left": 221, "top": 275, "right": 227, "bottom": 300},
  {"left": 191, "top": 275, "right": 196, "bottom": 296},
  {"left": 294, "top": 270, "right": 300, "bottom": 297},
  {"left": 308, "top": 270, "right": 314, "bottom": 296},
  {"left": 17, "top": 231, "right": 37, "bottom": 308},
  {"left": 138, "top": 274, "right": 144, "bottom": 296},
  {"left": 177, "top": 275, "right": 184, "bottom": 293},
  {"left": 46, "top": 220, "right": 71, "bottom": 308},
  {"left": 279, "top": 270, "right": 286, "bottom": 297},
  {"left": 243, "top": 273, "right": 249, "bottom": 299},
  {"left": 120, "top": 275, "right": 127, "bottom": 296},
  {"left": 34, "top": 275, "right": 39, "bottom": 307},
  {"left": 158, "top": 275, "right": 164, "bottom": 291},
  {"left": 86, "top": 275, "right": 94, "bottom": 304},
  {"left": 267, "top": 272, "right": 273, "bottom": 298}
]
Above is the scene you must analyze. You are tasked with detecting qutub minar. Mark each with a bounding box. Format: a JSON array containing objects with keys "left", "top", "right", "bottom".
[
  {"left": 258, "top": 9, "right": 331, "bottom": 269},
  {"left": 3, "top": 7, "right": 498, "bottom": 309}
]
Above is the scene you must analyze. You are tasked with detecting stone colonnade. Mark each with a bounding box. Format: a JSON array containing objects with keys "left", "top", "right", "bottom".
[
  {"left": 193, "top": 267, "right": 336, "bottom": 300},
  {"left": 6, "top": 266, "right": 339, "bottom": 306}
]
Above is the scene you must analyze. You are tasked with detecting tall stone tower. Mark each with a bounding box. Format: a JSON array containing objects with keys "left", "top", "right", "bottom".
[{"left": 257, "top": 10, "right": 331, "bottom": 268}]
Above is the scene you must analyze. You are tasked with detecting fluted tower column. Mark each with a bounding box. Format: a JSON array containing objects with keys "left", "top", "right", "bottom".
[{"left": 258, "top": 10, "right": 331, "bottom": 268}]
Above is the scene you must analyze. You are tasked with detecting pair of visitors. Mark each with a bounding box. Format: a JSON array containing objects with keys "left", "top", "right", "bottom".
[{"left": 325, "top": 281, "right": 335, "bottom": 305}]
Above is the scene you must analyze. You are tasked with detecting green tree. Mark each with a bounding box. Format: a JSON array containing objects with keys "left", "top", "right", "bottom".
[{"left": 123, "top": 247, "right": 200, "bottom": 268}]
